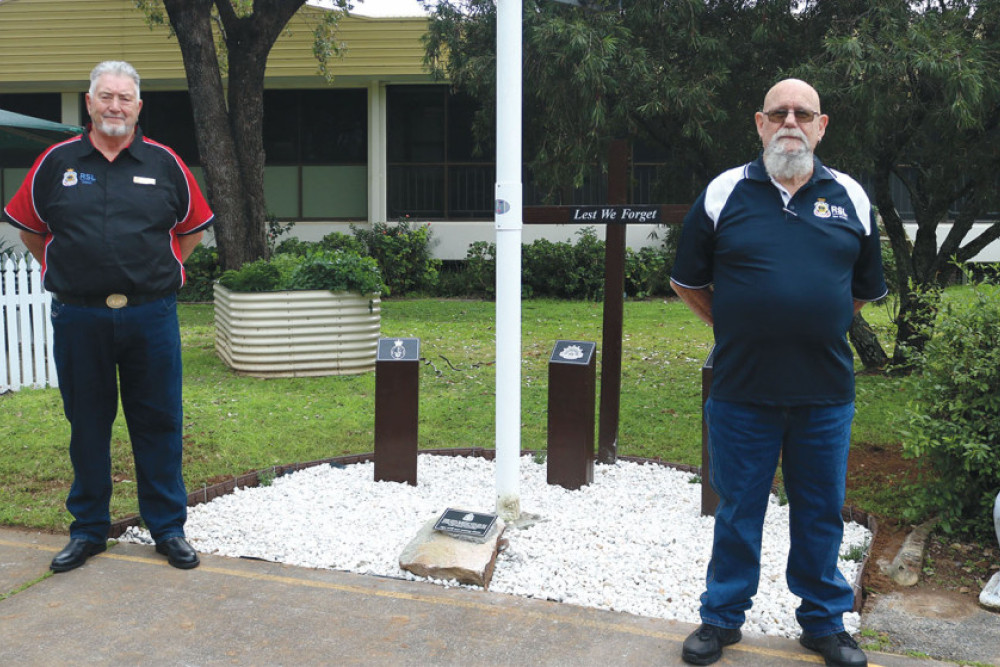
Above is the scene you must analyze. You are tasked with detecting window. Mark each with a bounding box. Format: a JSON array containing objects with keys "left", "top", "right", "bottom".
[
  {"left": 140, "top": 92, "right": 200, "bottom": 165},
  {"left": 386, "top": 85, "right": 493, "bottom": 219},
  {"left": 264, "top": 89, "right": 368, "bottom": 219}
]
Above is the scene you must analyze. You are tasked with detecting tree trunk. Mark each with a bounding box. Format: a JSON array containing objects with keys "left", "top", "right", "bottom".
[
  {"left": 162, "top": 0, "right": 308, "bottom": 271},
  {"left": 224, "top": 21, "right": 271, "bottom": 267},
  {"left": 163, "top": 0, "right": 248, "bottom": 271},
  {"left": 871, "top": 169, "right": 939, "bottom": 367},
  {"left": 848, "top": 312, "right": 888, "bottom": 370}
]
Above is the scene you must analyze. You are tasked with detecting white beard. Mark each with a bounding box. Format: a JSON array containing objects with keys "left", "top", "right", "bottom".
[
  {"left": 95, "top": 118, "right": 131, "bottom": 137},
  {"left": 763, "top": 128, "right": 814, "bottom": 181}
]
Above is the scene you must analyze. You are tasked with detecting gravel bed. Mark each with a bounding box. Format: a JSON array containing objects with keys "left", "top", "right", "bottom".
[{"left": 121, "top": 454, "right": 869, "bottom": 638}]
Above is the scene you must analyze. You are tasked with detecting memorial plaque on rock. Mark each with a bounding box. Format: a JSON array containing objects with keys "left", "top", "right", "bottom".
[
  {"left": 434, "top": 508, "right": 498, "bottom": 543},
  {"left": 549, "top": 340, "right": 596, "bottom": 365},
  {"left": 377, "top": 337, "right": 420, "bottom": 362}
]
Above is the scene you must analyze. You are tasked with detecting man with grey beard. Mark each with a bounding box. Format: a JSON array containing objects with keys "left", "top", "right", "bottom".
[
  {"left": 670, "top": 79, "right": 887, "bottom": 666},
  {"left": 3, "top": 61, "right": 214, "bottom": 573}
]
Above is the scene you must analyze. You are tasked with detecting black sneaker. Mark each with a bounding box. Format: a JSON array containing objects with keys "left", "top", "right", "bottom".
[
  {"left": 800, "top": 630, "right": 868, "bottom": 667},
  {"left": 682, "top": 623, "right": 742, "bottom": 665}
]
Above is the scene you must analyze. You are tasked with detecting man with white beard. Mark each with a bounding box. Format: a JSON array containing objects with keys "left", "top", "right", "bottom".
[
  {"left": 3, "top": 61, "right": 213, "bottom": 573},
  {"left": 670, "top": 79, "right": 887, "bottom": 667}
]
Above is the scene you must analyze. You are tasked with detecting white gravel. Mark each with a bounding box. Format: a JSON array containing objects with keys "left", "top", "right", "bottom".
[{"left": 120, "top": 454, "right": 869, "bottom": 638}]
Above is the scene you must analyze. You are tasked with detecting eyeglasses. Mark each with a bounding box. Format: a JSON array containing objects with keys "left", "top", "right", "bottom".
[{"left": 761, "top": 108, "right": 820, "bottom": 124}]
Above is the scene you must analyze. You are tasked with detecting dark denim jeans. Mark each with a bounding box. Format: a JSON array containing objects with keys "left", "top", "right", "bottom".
[
  {"left": 51, "top": 295, "right": 187, "bottom": 543},
  {"left": 701, "top": 397, "right": 856, "bottom": 637}
]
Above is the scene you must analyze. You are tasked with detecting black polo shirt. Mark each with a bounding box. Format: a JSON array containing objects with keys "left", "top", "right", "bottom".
[
  {"left": 3, "top": 126, "right": 214, "bottom": 296},
  {"left": 671, "top": 156, "right": 888, "bottom": 406}
]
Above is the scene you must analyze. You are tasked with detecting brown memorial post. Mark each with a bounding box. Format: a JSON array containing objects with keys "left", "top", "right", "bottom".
[
  {"left": 374, "top": 337, "right": 420, "bottom": 485},
  {"left": 546, "top": 340, "right": 597, "bottom": 489},
  {"left": 524, "top": 141, "right": 688, "bottom": 466}
]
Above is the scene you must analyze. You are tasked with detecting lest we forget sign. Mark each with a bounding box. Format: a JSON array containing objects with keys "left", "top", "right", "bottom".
[{"left": 569, "top": 205, "right": 660, "bottom": 224}]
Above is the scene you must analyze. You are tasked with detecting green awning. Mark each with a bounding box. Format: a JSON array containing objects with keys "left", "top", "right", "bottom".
[{"left": 0, "top": 109, "right": 83, "bottom": 150}]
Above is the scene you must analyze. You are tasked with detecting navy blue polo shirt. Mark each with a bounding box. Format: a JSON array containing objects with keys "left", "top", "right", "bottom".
[
  {"left": 671, "top": 156, "right": 888, "bottom": 406},
  {"left": 3, "top": 126, "right": 214, "bottom": 296}
]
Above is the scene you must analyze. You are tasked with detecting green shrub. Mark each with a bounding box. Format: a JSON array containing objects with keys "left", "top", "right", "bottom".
[
  {"left": 351, "top": 218, "right": 440, "bottom": 296},
  {"left": 274, "top": 232, "right": 364, "bottom": 258},
  {"left": 179, "top": 244, "right": 222, "bottom": 302},
  {"left": 318, "top": 231, "right": 365, "bottom": 256},
  {"left": 286, "top": 251, "right": 384, "bottom": 294},
  {"left": 464, "top": 241, "right": 497, "bottom": 297},
  {"left": 266, "top": 215, "right": 295, "bottom": 253},
  {"left": 218, "top": 258, "right": 282, "bottom": 292},
  {"left": 218, "top": 249, "right": 384, "bottom": 295},
  {"left": 899, "top": 276, "right": 1000, "bottom": 540},
  {"left": 523, "top": 227, "right": 605, "bottom": 300},
  {"left": 272, "top": 237, "right": 314, "bottom": 257},
  {"left": 625, "top": 244, "right": 673, "bottom": 298}
]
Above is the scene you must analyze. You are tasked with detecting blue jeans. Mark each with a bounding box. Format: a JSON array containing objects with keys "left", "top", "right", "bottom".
[
  {"left": 701, "top": 398, "right": 855, "bottom": 637},
  {"left": 51, "top": 295, "right": 187, "bottom": 543}
]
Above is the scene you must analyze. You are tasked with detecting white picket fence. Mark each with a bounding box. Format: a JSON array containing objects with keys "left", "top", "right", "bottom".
[{"left": 1, "top": 253, "right": 57, "bottom": 392}]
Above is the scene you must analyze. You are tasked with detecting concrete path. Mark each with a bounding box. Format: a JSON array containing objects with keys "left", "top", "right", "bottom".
[{"left": 0, "top": 528, "right": 953, "bottom": 666}]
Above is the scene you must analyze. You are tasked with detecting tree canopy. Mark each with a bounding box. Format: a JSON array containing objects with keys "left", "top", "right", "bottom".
[
  {"left": 136, "top": 0, "right": 346, "bottom": 271},
  {"left": 425, "top": 0, "right": 1000, "bottom": 363}
]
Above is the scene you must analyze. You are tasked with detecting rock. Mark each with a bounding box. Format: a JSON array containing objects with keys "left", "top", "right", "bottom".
[
  {"left": 399, "top": 517, "right": 506, "bottom": 589},
  {"left": 981, "top": 572, "right": 1000, "bottom": 611},
  {"left": 882, "top": 519, "right": 935, "bottom": 587}
]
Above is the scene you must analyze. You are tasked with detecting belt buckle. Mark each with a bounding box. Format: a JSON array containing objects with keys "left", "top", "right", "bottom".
[{"left": 106, "top": 294, "right": 128, "bottom": 309}]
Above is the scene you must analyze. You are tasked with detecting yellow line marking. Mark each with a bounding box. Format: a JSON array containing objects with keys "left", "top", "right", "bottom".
[{"left": 0, "top": 537, "right": 888, "bottom": 665}]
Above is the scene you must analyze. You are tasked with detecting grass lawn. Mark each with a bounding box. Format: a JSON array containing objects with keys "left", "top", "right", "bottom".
[{"left": 0, "top": 296, "right": 906, "bottom": 533}]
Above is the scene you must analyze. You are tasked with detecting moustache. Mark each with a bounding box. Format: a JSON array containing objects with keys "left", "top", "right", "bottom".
[{"left": 768, "top": 129, "right": 810, "bottom": 153}]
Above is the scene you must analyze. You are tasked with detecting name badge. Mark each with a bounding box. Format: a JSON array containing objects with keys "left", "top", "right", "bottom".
[{"left": 133, "top": 176, "right": 156, "bottom": 185}]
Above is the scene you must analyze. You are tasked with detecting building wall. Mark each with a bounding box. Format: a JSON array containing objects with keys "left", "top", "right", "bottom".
[{"left": 0, "top": 0, "right": 430, "bottom": 92}]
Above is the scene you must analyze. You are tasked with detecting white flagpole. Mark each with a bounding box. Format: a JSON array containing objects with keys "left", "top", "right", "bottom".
[{"left": 494, "top": 0, "right": 523, "bottom": 521}]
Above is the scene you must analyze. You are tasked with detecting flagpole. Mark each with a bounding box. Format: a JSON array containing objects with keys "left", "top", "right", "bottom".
[{"left": 494, "top": 0, "right": 523, "bottom": 521}]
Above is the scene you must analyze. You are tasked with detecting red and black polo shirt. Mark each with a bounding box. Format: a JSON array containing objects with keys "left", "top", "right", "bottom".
[{"left": 2, "top": 126, "right": 214, "bottom": 296}]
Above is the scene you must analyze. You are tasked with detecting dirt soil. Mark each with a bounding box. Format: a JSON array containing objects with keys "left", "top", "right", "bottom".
[{"left": 846, "top": 442, "right": 999, "bottom": 612}]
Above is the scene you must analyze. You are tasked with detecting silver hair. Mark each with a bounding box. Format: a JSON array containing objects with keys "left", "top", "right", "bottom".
[{"left": 89, "top": 61, "right": 141, "bottom": 99}]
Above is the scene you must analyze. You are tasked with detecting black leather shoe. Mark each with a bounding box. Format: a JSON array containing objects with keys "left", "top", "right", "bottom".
[
  {"left": 155, "top": 536, "right": 200, "bottom": 569},
  {"left": 800, "top": 631, "right": 868, "bottom": 667},
  {"left": 50, "top": 538, "right": 107, "bottom": 572},
  {"left": 682, "top": 623, "right": 742, "bottom": 665}
]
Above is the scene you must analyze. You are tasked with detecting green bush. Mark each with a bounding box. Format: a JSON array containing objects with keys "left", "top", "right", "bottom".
[
  {"left": 275, "top": 232, "right": 366, "bottom": 258},
  {"left": 286, "top": 251, "right": 384, "bottom": 294},
  {"left": 625, "top": 244, "right": 673, "bottom": 298},
  {"left": 463, "top": 240, "right": 497, "bottom": 297},
  {"left": 272, "top": 237, "right": 314, "bottom": 257},
  {"left": 318, "top": 231, "right": 366, "bottom": 256},
  {"left": 218, "top": 249, "right": 384, "bottom": 295},
  {"left": 178, "top": 245, "right": 222, "bottom": 302},
  {"left": 266, "top": 215, "right": 295, "bottom": 253},
  {"left": 523, "top": 227, "right": 606, "bottom": 300},
  {"left": 218, "top": 258, "right": 282, "bottom": 292},
  {"left": 899, "top": 277, "right": 1000, "bottom": 540},
  {"left": 434, "top": 229, "right": 676, "bottom": 301},
  {"left": 351, "top": 218, "right": 440, "bottom": 296}
]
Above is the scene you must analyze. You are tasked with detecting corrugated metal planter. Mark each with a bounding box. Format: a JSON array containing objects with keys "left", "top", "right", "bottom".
[{"left": 214, "top": 284, "right": 380, "bottom": 377}]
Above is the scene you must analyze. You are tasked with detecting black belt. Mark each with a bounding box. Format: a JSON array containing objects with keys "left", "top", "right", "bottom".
[{"left": 53, "top": 292, "right": 172, "bottom": 309}]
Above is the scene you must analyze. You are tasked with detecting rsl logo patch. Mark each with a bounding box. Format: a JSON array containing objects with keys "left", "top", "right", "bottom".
[
  {"left": 813, "top": 198, "right": 831, "bottom": 218},
  {"left": 62, "top": 169, "right": 78, "bottom": 187}
]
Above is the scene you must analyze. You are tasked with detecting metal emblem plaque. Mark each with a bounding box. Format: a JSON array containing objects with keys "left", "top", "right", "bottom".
[
  {"left": 549, "top": 340, "right": 596, "bottom": 365},
  {"left": 433, "top": 508, "right": 498, "bottom": 542},
  {"left": 377, "top": 337, "right": 419, "bottom": 362}
]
